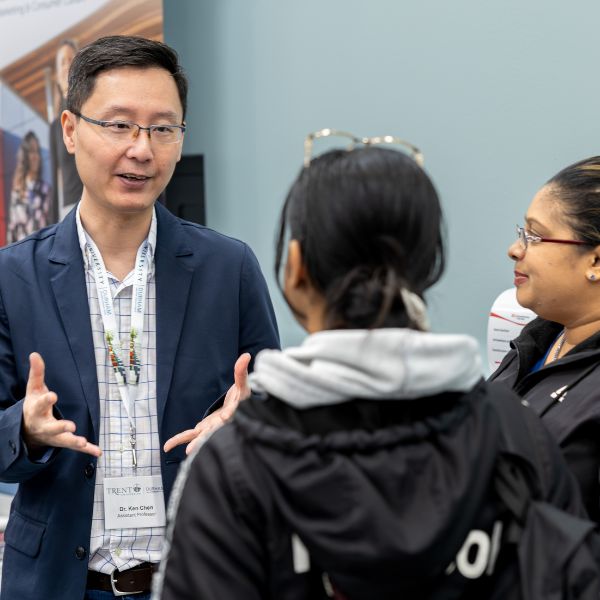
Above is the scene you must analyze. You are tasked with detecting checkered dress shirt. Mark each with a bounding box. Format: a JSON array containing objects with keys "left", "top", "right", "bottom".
[{"left": 76, "top": 207, "right": 163, "bottom": 574}]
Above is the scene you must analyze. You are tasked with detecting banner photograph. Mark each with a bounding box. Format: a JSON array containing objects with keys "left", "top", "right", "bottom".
[{"left": 0, "top": 0, "right": 163, "bottom": 246}]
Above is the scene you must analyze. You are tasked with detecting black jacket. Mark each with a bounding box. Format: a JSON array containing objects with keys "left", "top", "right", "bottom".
[
  {"left": 489, "top": 317, "right": 600, "bottom": 521},
  {"left": 157, "top": 383, "right": 585, "bottom": 600}
]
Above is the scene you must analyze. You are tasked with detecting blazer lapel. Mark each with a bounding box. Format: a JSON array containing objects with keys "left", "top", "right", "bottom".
[
  {"left": 154, "top": 204, "right": 194, "bottom": 429},
  {"left": 48, "top": 210, "right": 100, "bottom": 439}
]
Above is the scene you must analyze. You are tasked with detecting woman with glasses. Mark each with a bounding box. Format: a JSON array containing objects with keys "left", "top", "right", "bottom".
[
  {"left": 157, "top": 134, "right": 589, "bottom": 600},
  {"left": 490, "top": 156, "right": 600, "bottom": 522}
]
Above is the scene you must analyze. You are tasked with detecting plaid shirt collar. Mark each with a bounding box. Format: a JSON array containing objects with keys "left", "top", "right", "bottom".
[{"left": 75, "top": 203, "right": 157, "bottom": 275}]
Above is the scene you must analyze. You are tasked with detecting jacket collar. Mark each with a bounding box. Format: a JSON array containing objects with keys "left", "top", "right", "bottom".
[
  {"left": 153, "top": 202, "right": 194, "bottom": 430},
  {"left": 48, "top": 205, "right": 80, "bottom": 265},
  {"left": 513, "top": 317, "right": 600, "bottom": 364},
  {"left": 48, "top": 207, "right": 101, "bottom": 438}
]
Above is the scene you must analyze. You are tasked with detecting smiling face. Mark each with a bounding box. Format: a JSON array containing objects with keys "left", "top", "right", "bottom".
[
  {"left": 61, "top": 66, "right": 183, "bottom": 221},
  {"left": 508, "top": 185, "right": 600, "bottom": 326}
]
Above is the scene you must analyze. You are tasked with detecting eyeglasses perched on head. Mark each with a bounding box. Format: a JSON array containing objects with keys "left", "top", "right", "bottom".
[
  {"left": 72, "top": 111, "right": 186, "bottom": 145},
  {"left": 515, "top": 225, "right": 590, "bottom": 250},
  {"left": 303, "top": 128, "right": 424, "bottom": 168}
]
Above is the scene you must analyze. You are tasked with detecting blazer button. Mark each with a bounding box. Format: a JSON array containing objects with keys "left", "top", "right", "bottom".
[
  {"left": 75, "top": 546, "right": 87, "bottom": 560},
  {"left": 8, "top": 440, "right": 16, "bottom": 455},
  {"left": 84, "top": 463, "right": 95, "bottom": 479}
]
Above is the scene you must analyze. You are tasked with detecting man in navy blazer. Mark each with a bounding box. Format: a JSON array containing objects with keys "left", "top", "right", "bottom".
[{"left": 0, "top": 36, "right": 278, "bottom": 600}]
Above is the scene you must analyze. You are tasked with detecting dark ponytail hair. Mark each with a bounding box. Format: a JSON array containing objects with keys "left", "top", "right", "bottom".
[
  {"left": 547, "top": 156, "right": 600, "bottom": 246},
  {"left": 275, "top": 146, "right": 445, "bottom": 330}
]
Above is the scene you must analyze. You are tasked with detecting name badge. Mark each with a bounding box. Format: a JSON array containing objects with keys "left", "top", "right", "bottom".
[{"left": 103, "top": 475, "right": 166, "bottom": 530}]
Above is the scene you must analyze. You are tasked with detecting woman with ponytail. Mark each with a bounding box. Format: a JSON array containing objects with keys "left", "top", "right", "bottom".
[{"left": 157, "top": 131, "right": 587, "bottom": 600}]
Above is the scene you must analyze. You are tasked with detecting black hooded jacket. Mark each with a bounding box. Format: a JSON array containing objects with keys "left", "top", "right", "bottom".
[
  {"left": 157, "top": 383, "right": 584, "bottom": 600},
  {"left": 489, "top": 317, "right": 600, "bottom": 521}
]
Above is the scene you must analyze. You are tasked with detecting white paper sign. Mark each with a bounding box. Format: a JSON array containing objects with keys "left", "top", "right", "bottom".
[
  {"left": 103, "top": 475, "right": 166, "bottom": 530},
  {"left": 487, "top": 288, "right": 536, "bottom": 374}
]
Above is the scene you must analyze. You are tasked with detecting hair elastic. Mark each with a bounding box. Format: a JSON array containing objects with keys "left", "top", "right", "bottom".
[{"left": 400, "top": 288, "right": 430, "bottom": 331}]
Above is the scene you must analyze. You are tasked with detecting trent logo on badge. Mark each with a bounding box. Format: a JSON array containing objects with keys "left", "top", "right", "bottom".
[{"left": 103, "top": 474, "right": 165, "bottom": 530}]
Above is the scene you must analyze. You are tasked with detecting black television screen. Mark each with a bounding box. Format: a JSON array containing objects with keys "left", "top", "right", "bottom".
[{"left": 163, "top": 154, "right": 205, "bottom": 225}]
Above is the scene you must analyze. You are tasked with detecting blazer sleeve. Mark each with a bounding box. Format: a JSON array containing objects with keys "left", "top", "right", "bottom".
[
  {"left": 157, "top": 427, "right": 268, "bottom": 600},
  {"left": 0, "top": 285, "right": 58, "bottom": 482},
  {"left": 238, "top": 243, "right": 280, "bottom": 365}
]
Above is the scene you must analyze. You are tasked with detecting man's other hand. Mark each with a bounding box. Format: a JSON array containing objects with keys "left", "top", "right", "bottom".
[{"left": 163, "top": 352, "right": 251, "bottom": 456}]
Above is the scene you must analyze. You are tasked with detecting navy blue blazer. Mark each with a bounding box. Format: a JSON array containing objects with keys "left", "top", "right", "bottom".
[{"left": 0, "top": 203, "right": 279, "bottom": 599}]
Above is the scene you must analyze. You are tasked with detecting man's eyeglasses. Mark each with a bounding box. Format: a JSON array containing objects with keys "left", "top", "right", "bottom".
[
  {"left": 303, "top": 128, "right": 424, "bottom": 168},
  {"left": 72, "top": 112, "right": 185, "bottom": 145},
  {"left": 515, "top": 225, "right": 589, "bottom": 250}
]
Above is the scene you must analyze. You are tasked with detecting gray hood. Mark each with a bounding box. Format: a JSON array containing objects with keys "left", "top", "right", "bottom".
[{"left": 249, "top": 328, "right": 483, "bottom": 408}]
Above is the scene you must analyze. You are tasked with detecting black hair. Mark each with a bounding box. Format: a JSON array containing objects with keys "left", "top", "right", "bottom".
[
  {"left": 275, "top": 146, "right": 445, "bottom": 330},
  {"left": 66, "top": 35, "right": 188, "bottom": 119},
  {"left": 546, "top": 157, "right": 600, "bottom": 246}
]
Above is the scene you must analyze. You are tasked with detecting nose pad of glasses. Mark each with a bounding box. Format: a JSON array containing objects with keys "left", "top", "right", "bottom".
[
  {"left": 515, "top": 226, "right": 528, "bottom": 250},
  {"left": 129, "top": 126, "right": 152, "bottom": 148}
]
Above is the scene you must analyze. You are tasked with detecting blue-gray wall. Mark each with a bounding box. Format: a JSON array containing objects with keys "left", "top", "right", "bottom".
[{"left": 164, "top": 0, "right": 600, "bottom": 357}]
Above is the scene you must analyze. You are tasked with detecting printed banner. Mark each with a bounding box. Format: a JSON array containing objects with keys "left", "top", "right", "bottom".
[{"left": 0, "top": 0, "right": 163, "bottom": 246}]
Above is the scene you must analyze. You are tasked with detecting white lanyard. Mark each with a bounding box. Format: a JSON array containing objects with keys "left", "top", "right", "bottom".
[{"left": 86, "top": 237, "right": 151, "bottom": 467}]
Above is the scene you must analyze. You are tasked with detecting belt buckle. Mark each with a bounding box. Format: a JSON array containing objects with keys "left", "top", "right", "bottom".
[{"left": 110, "top": 569, "right": 144, "bottom": 597}]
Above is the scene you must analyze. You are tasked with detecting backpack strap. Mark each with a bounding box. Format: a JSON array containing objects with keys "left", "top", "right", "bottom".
[
  {"left": 495, "top": 455, "right": 531, "bottom": 525},
  {"left": 486, "top": 389, "right": 549, "bottom": 542}
]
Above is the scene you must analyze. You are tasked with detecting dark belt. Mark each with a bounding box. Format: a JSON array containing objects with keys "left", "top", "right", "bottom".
[{"left": 87, "top": 562, "right": 159, "bottom": 596}]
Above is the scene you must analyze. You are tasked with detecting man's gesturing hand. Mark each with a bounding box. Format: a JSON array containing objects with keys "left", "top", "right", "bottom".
[
  {"left": 22, "top": 352, "right": 101, "bottom": 457},
  {"left": 164, "top": 352, "right": 252, "bottom": 456}
]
